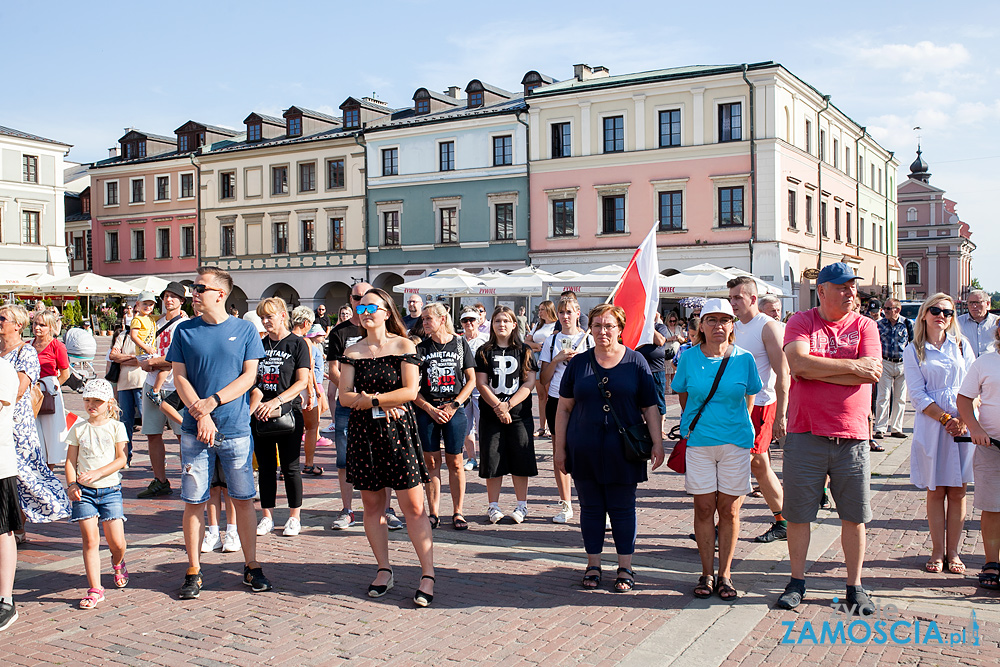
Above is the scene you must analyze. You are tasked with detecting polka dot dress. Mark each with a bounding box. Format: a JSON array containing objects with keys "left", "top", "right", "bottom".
[{"left": 342, "top": 354, "right": 428, "bottom": 491}]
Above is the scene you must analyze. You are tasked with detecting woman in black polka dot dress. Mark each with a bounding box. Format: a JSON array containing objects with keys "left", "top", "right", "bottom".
[{"left": 339, "top": 288, "right": 435, "bottom": 607}]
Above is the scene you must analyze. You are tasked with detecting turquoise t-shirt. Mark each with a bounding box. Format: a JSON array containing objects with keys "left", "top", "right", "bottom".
[{"left": 670, "top": 344, "right": 762, "bottom": 449}]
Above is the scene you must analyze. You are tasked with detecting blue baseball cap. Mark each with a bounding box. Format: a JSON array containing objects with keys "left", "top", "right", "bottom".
[{"left": 817, "top": 262, "right": 859, "bottom": 285}]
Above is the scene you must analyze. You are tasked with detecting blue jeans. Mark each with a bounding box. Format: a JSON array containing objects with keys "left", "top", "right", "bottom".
[
  {"left": 416, "top": 406, "right": 468, "bottom": 455},
  {"left": 574, "top": 478, "right": 638, "bottom": 555},
  {"left": 334, "top": 404, "right": 351, "bottom": 469},
  {"left": 117, "top": 388, "right": 142, "bottom": 461},
  {"left": 179, "top": 433, "right": 255, "bottom": 504}
]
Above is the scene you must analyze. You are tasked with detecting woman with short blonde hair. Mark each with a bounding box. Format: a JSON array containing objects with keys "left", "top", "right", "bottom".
[{"left": 31, "top": 310, "right": 71, "bottom": 468}]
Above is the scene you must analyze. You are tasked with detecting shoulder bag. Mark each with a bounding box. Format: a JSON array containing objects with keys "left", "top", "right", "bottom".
[
  {"left": 666, "top": 346, "right": 732, "bottom": 474},
  {"left": 15, "top": 343, "right": 46, "bottom": 417},
  {"left": 104, "top": 333, "right": 123, "bottom": 384},
  {"left": 252, "top": 402, "right": 296, "bottom": 436},
  {"left": 588, "top": 350, "right": 654, "bottom": 464}
]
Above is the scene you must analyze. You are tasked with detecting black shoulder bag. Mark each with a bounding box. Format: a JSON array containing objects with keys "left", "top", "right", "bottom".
[{"left": 589, "top": 350, "right": 654, "bottom": 464}]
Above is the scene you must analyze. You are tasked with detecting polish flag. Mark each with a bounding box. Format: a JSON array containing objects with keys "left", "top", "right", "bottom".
[{"left": 613, "top": 225, "right": 660, "bottom": 349}]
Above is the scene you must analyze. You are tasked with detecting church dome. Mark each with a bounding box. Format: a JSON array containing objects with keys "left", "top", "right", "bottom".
[{"left": 908, "top": 145, "right": 931, "bottom": 183}]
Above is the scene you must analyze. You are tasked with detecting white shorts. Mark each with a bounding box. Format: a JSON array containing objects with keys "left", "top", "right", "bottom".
[{"left": 684, "top": 443, "right": 752, "bottom": 496}]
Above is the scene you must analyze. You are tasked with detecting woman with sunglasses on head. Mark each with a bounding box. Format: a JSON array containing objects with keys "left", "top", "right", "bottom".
[
  {"left": 476, "top": 305, "right": 538, "bottom": 524},
  {"left": 903, "top": 293, "right": 975, "bottom": 575},
  {"left": 339, "top": 289, "right": 435, "bottom": 606}
]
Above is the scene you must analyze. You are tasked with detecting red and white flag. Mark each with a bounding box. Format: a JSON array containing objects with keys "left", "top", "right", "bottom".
[{"left": 613, "top": 225, "right": 660, "bottom": 349}]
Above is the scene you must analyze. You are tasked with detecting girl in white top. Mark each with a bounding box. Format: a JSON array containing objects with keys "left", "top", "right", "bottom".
[
  {"left": 526, "top": 300, "right": 558, "bottom": 438},
  {"left": 65, "top": 379, "right": 129, "bottom": 609}
]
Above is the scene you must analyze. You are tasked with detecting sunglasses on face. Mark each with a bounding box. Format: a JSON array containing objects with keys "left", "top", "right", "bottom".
[
  {"left": 350, "top": 294, "right": 363, "bottom": 301},
  {"left": 192, "top": 283, "right": 223, "bottom": 294},
  {"left": 928, "top": 306, "right": 954, "bottom": 318},
  {"left": 355, "top": 304, "right": 386, "bottom": 315}
]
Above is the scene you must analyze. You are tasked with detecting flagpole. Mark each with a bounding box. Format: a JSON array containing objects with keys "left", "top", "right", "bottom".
[{"left": 605, "top": 220, "right": 659, "bottom": 304}]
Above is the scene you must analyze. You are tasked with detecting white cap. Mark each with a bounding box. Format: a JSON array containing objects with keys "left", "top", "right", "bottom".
[
  {"left": 242, "top": 311, "right": 266, "bottom": 334},
  {"left": 82, "top": 379, "right": 115, "bottom": 402},
  {"left": 700, "top": 298, "right": 734, "bottom": 319}
]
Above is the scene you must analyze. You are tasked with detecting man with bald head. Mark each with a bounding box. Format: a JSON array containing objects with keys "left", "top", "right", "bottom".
[{"left": 403, "top": 294, "right": 423, "bottom": 331}]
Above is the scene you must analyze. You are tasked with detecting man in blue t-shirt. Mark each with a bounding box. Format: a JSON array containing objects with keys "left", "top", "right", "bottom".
[{"left": 169, "top": 266, "right": 268, "bottom": 600}]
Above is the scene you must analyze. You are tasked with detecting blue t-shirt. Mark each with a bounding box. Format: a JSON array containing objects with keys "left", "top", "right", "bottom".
[
  {"left": 312, "top": 343, "right": 325, "bottom": 385},
  {"left": 670, "top": 345, "right": 762, "bottom": 449},
  {"left": 166, "top": 316, "right": 265, "bottom": 438}
]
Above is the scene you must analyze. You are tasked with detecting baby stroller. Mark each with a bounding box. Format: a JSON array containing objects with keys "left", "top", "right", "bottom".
[{"left": 63, "top": 326, "right": 98, "bottom": 393}]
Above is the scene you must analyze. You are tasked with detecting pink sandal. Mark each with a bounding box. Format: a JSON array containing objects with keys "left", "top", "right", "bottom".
[
  {"left": 113, "top": 560, "right": 129, "bottom": 588},
  {"left": 80, "top": 587, "right": 105, "bottom": 610}
]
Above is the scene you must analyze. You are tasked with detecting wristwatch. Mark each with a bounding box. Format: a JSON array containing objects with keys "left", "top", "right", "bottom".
[
  {"left": 371, "top": 396, "right": 380, "bottom": 408},
  {"left": 449, "top": 400, "right": 460, "bottom": 409}
]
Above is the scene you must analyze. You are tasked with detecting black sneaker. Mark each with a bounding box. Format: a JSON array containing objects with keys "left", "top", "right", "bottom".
[
  {"left": 845, "top": 587, "right": 876, "bottom": 616},
  {"left": 137, "top": 478, "right": 172, "bottom": 499},
  {"left": 243, "top": 565, "right": 272, "bottom": 592},
  {"left": 179, "top": 571, "right": 202, "bottom": 599},
  {"left": 0, "top": 601, "right": 17, "bottom": 631},
  {"left": 776, "top": 582, "right": 805, "bottom": 609},
  {"left": 820, "top": 491, "right": 832, "bottom": 510},
  {"left": 755, "top": 522, "right": 788, "bottom": 543}
]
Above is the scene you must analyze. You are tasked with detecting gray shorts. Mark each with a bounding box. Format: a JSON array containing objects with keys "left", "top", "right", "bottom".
[
  {"left": 782, "top": 432, "right": 872, "bottom": 524},
  {"left": 140, "top": 388, "right": 181, "bottom": 436},
  {"left": 974, "top": 445, "right": 1000, "bottom": 513}
]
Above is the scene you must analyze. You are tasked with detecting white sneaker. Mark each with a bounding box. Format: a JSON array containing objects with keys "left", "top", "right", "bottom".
[
  {"left": 222, "top": 530, "right": 241, "bottom": 553},
  {"left": 201, "top": 530, "right": 221, "bottom": 553},
  {"left": 605, "top": 514, "right": 612, "bottom": 531},
  {"left": 511, "top": 505, "right": 528, "bottom": 524},
  {"left": 320, "top": 421, "right": 337, "bottom": 434},
  {"left": 463, "top": 458, "right": 475, "bottom": 471},
  {"left": 487, "top": 506, "right": 504, "bottom": 524},
  {"left": 283, "top": 517, "right": 302, "bottom": 536},
  {"left": 552, "top": 501, "right": 573, "bottom": 524},
  {"left": 256, "top": 516, "right": 274, "bottom": 536},
  {"left": 331, "top": 509, "right": 355, "bottom": 530}
]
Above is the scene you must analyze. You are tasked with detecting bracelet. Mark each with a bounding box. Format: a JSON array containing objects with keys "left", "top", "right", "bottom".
[
  {"left": 212, "top": 393, "right": 222, "bottom": 406},
  {"left": 938, "top": 412, "right": 952, "bottom": 426},
  {"left": 68, "top": 482, "right": 78, "bottom": 489}
]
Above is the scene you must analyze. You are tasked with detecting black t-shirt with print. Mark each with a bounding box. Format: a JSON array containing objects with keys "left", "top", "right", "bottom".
[
  {"left": 327, "top": 321, "right": 365, "bottom": 361},
  {"left": 475, "top": 344, "right": 538, "bottom": 404},
  {"left": 256, "top": 333, "right": 311, "bottom": 409},
  {"left": 416, "top": 335, "right": 475, "bottom": 404}
]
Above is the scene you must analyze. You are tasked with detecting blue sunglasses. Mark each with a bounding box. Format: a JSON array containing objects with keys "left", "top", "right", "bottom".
[{"left": 355, "top": 304, "right": 386, "bottom": 315}]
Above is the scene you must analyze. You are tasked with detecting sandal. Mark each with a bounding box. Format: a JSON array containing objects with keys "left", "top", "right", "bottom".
[
  {"left": 367, "top": 568, "right": 394, "bottom": 598},
  {"left": 113, "top": 560, "right": 129, "bottom": 588},
  {"left": 80, "top": 587, "right": 105, "bottom": 610},
  {"left": 693, "top": 574, "right": 715, "bottom": 599},
  {"left": 428, "top": 514, "right": 439, "bottom": 529},
  {"left": 979, "top": 562, "right": 1000, "bottom": 589},
  {"left": 13, "top": 531, "right": 26, "bottom": 545},
  {"left": 614, "top": 567, "right": 635, "bottom": 593},
  {"left": 581, "top": 566, "right": 601, "bottom": 589},
  {"left": 716, "top": 576, "right": 738, "bottom": 601},
  {"left": 413, "top": 575, "right": 435, "bottom": 607},
  {"left": 869, "top": 441, "right": 885, "bottom": 452},
  {"left": 302, "top": 465, "right": 324, "bottom": 476},
  {"left": 749, "top": 486, "right": 763, "bottom": 498},
  {"left": 925, "top": 559, "right": 944, "bottom": 573},
  {"left": 452, "top": 513, "right": 468, "bottom": 531},
  {"left": 947, "top": 558, "right": 966, "bottom": 575}
]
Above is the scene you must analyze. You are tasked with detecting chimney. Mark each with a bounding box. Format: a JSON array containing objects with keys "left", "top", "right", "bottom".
[
  {"left": 362, "top": 96, "right": 388, "bottom": 108},
  {"left": 592, "top": 66, "right": 610, "bottom": 78},
  {"left": 108, "top": 147, "right": 120, "bottom": 158},
  {"left": 445, "top": 86, "right": 461, "bottom": 99},
  {"left": 573, "top": 64, "right": 593, "bottom": 81}
]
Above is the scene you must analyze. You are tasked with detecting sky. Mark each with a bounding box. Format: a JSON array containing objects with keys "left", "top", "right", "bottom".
[{"left": 5, "top": 0, "right": 999, "bottom": 289}]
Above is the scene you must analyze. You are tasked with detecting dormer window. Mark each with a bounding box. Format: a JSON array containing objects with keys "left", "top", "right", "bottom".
[
  {"left": 525, "top": 81, "right": 541, "bottom": 93},
  {"left": 247, "top": 123, "right": 262, "bottom": 142},
  {"left": 197, "top": 132, "right": 205, "bottom": 146},
  {"left": 415, "top": 99, "right": 429, "bottom": 115},
  {"left": 178, "top": 135, "right": 189, "bottom": 152},
  {"left": 344, "top": 108, "right": 360, "bottom": 128},
  {"left": 137, "top": 141, "right": 146, "bottom": 157},
  {"left": 288, "top": 117, "right": 302, "bottom": 137},
  {"left": 469, "top": 91, "right": 484, "bottom": 108}
]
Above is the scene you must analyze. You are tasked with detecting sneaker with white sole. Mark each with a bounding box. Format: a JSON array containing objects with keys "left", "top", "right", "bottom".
[
  {"left": 256, "top": 516, "right": 274, "bottom": 536},
  {"left": 487, "top": 506, "right": 504, "bottom": 524},
  {"left": 320, "top": 421, "right": 337, "bottom": 434},
  {"left": 283, "top": 517, "right": 301, "bottom": 536},
  {"left": 385, "top": 508, "right": 404, "bottom": 531},
  {"left": 222, "top": 530, "right": 241, "bottom": 553},
  {"left": 511, "top": 506, "right": 528, "bottom": 524},
  {"left": 201, "top": 530, "right": 221, "bottom": 553},
  {"left": 552, "top": 501, "right": 573, "bottom": 524},
  {"left": 331, "top": 508, "right": 355, "bottom": 530},
  {"left": 463, "top": 458, "right": 477, "bottom": 471},
  {"left": 605, "top": 515, "right": 612, "bottom": 531}
]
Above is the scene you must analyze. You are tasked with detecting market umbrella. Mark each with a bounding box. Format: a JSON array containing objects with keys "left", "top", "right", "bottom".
[
  {"left": 0, "top": 269, "right": 42, "bottom": 292},
  {"left": 392, "top": 268, "right": 487, "bottom": 296},
  {"left": 126, "top": 275, "right": 179, "bottom": 296},
  {"left": 36, "top": 273, "right": 139, "bottom": 296}
]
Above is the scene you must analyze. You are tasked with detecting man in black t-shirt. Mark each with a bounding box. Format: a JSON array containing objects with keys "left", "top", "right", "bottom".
[
  {"left": 402, "top": 294, "right": 423, "bottom": 331},
  {"left": 314, "top": 304, "right": 332, "bottom": 336}
]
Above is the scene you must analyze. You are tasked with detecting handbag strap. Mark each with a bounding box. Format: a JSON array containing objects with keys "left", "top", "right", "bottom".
[
  {"left": 155, "top": 314, "right": 183, "bottom": 340},
  {"left": 684, "top": 345, "right": 732, "bottom": 438},
  {"left": 588, "top": 349, "right": 632, "bottom": 437}
]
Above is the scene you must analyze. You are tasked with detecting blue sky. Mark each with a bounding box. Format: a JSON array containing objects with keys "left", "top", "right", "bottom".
[{"left": 6, "top": 1, "right": 999, "bottom": 289}]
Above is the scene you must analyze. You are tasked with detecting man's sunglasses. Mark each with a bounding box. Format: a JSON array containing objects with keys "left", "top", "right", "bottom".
[
  {"left": 928, "top": 306, "right": 954, "bottom": 318},
  {"left": 192, "top": 284, "right": 224, "bottom": 294},
  {"left": 350, "top": 294, "right": 363, "bottom": 301},
  {"left": 356, "top": 304, "right": 386, "bottom": 315}
]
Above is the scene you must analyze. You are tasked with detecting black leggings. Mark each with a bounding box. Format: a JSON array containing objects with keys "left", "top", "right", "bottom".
[{"left": 253, "top": 410, "right": 304, "bottom": 509}]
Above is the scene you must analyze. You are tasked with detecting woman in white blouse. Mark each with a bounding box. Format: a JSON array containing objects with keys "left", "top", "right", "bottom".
[{"left": 525, "top": 301, "right": 557, "bottom": 438}]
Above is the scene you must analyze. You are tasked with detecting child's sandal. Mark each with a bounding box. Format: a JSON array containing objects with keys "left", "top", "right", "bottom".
[
  {"left": 80, "top": 587, "right": 105, "bottom": 610},
  {"left": 113, "top": 560, "right": 129, "bottom": 588}
]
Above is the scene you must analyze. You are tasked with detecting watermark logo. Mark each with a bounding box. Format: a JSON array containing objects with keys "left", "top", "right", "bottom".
[{"left": 781, "top": 597, "right": 980, "bottom": 646}]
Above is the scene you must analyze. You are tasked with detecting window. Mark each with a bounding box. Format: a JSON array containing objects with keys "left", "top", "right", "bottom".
[
  {"left": 872, "top": 221, "right": 876, "bottom": 250},
  {"left": 274, "top": 221, "right": 288, "bottom": 254},
  {"left": 106, "top": 231, "right": 119, "bottom": 262},
  {"left": 658, "top": 191, "right": 683, "bottom": 231},
  {"left": 877, "top": 168, "right": 882, "bottom": 194},
  {"left": 805, "top": 195, "right": 813, "bottom": 233},
  {"left": 288, "top": 117, "right": 302, "bottom": 137},
  {"left": 247, "top": 124, "right": 261, "bottom": 142},
  {"left": 493, "top": 135, "right": 513, "bottom": 166},
  {"left": 871, "top": 164, "right": 876, "bottom": 190},
  {"left": 131, "top": 229, "right": 145, "bottom": 260},
  {"left": 552, "top": 200, "right": 574, "bottom": 237},
  {"left": 879, "top": 225, "right": 884, "bottom": 252},
  {"left": 221, "top": 224, "right": 236, "bottom": 256},
  {"left": 106, "top": 181, "right": 119, "bottom": 206},
  {"left": 327, "top": 159, "right": 345, "bottom": 188},
  {"left": 221, "top": 172, "right": 236, "bottom": 199},
  {"left": 907, "top": 207, "right": 918, "bottom": 222},
  {"left": 73, "top": 236, "right": 86, "bottom": 265},
  {"left": 845, "top": 147, "right": 851, "bottom": 176},
  {"left": 157, "top": 228, "right": 171, "bottom": 258},
  {"left": 124, "top": 142, "right": 135, "bottom": 159},
  {"left": 22, "top": 155, "right": 38, "bottom": 183},
  {"left": 22, "top": 211, "right": 39, "bottom": 244},
  {"left": 439, "top": 141, "right": 455, "bottom": 171},
  {"left": 906, "top": 262, "right": 920, "bottom": 285},
  {"left": 299, "top": 162, "right": 316, "bottom": 192},
  {"left": 718, "top": 187, "right": 744, "bottom": 227},
  {"left": 834, "top": 207, "right": 841, "bottom": 241},
  {"left": 805, "top": 120, "right": 812, "bottom": 154},
  {"left": 469, "top": 91, "right": 484, "bottom": 107},
  {"left": 846, "top": 211, "right": 852, "bottom": 244},
  {"left": 601, "top": 196, "right": 626, "bottom": 234},
  {"left": 180, "top": 173, "right": 194, "bottom": 198},
  {"left": 130, "top": 179, "right": 144, "bottom": 203},
  {"left": 820, "top": 202, "right": 828, "bottom": 237},
  {"left": 719, "top": 103, "right": 742, "bottom": 142},
  {"left": 787, "top": 190, "right": 797, "bottom": 229},
  {"left": 344, "top": 108, "right": 360, "bottom": 128},
  {"left": 495, "top": 203, "right": 513, "bottom": 241},
  {"left": 138, "top": 141, "right": 146, "bottom": 157},
  {"left": 181, "top": 226, "right": 195, "bottom": 257},
  {"left": 272, "top": 166, "right": 288, "bottom": 195},
  {"left": 330, "top": 218, "right": 344, "bottom": 250},
  {"left": 179, "top": 135, "right": 189, "bottom": 152},
  {"left": 860, "top": 217, "right": 865, "bottom": 247},
  {"left": 383, "top": 211, "right": 400, "bottom": 246},
  {"left": 833, "top": 139, "right": 839, "bottom": 168},
  {"left": 301, "top": 219, "right": 315, "bottom": 252},
  {"left": 659, "top": 109, "right": 681, "bottom": 148},
  {"left": 440, "top": 207, "right": 458, "bottom": 244},
  {"left": 551, "top": 122, "right": 571, "bottom": 158},
  {"left": 415, "top": 99, "right": 429, "bottom": 115},
  {"left": 382, "top": 148, "right": 398, "bottom": 176},
  {"left": 156, "top": 176, "right": 169, "bottom": 201},
  {"left": 603, "top": 116, "right": 624, "bottom": 153},
  {"left": 819, "top": 130, "right": 826, "bottom": 161}
]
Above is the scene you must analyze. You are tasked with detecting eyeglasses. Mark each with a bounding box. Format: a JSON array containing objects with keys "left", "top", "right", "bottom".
[
  {"left": 350, "top": 294, "right": 363, "bottom": 301},
  {"left": 928, "top": 306, "right": 955, "bottom": 318},
  {"left": 192, "top": 283, "right": 224, "bottom": 294},
  {"left": 461, "top": 318, "right": 477, "bottom": 323},
  {"left": 591, "top": 324, "right": 619, "bottom": 331},
  {"left": 703, "top": 316, "right": 734, "bottom": 327},
  {"left": 355, "top": 304, "right": 387, "bottom": 315},
  {"left": 0, "top": 316, "right": 7, "bottom": 324}
]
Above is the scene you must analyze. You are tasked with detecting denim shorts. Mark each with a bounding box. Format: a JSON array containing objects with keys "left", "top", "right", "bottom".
[
  {"left": 71, "top": 484, "right": 127, "bottom": 523},
  {"left": 179, "top": 432, "right": 255, "bottom": 504},
  {"left": 416, "top": 406, "right": 468, "bottom": 455},
  {"left": 334, "top": 405, "right": 351, "bottom": 469}
]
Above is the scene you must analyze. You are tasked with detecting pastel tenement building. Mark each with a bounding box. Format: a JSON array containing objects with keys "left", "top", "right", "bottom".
[
  {"left": 0, "top": 126, "right": 72, "bottom": 278},
  {"left": 64, "top": 161, "right": 92, "bottom": 274},
  {"left": 526, "top": 62, "right": 900, "bottom": 310},
  {"left": 896, "top": 147, "right": 975, "bottom": 302}
]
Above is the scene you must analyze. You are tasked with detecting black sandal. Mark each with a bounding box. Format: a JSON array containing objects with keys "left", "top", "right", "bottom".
[
  {"left": 302, "top": 465, "right": 324, "bottom": 476},
  {"left": 693, "top": 574, "right": 715, "bottom": 598},
  {"left": 367, "top": 568, "right": 393, "bottom": 598},
  {"left": 414, "top": 575, "right": 435, "bottom": 607},
  {"left": 581, "top": 566, "right": 601, "bottom": 589},
  {"left": 979, "top": 562, "right": 1000, "bottom": 590},
  {"left": 428, "top": 514, "right": 439, "bottom": 529},
  {"left": 452, "top": 513, "right": 468, "bottom": 531},
  {"left": 716, "top": 576, "right": 738, "bottom": 601},
  {"left": 614, "top": 567, "right": 635, "bottom": 593}
]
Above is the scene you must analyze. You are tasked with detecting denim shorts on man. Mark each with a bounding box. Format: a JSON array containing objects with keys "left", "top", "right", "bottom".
[
  {"left": 782, "top": 432, "right": 872, "bottom": 524},
  {"left": 71, "top": 484, "right": 127, "bottom": 523},
  {"left": 179, "top": 433, "right": 255, "bottom": 503},
  {"left": 416, "top": 406, "right": 468, "bottom": 455}
]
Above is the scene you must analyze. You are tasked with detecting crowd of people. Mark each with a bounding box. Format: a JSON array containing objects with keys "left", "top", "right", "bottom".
[{"left": 1, "top": 263, "right": 999, "bottom": 632}]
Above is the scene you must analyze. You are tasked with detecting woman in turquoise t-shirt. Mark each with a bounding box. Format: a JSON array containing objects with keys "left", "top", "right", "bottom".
[{"left": 671, "top": 299, "right": 762, "bottom": 602}]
